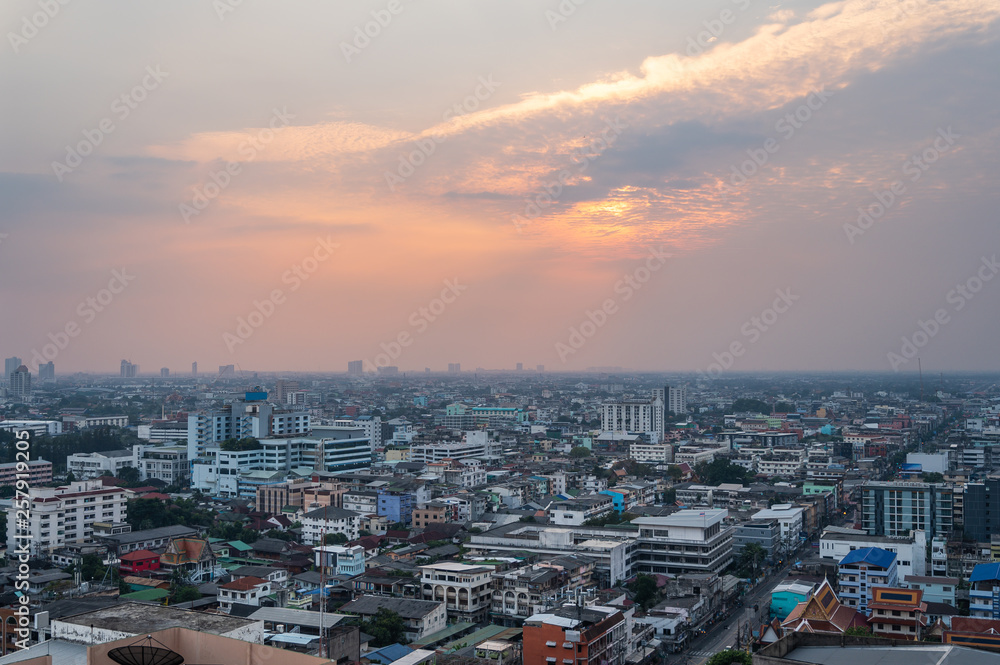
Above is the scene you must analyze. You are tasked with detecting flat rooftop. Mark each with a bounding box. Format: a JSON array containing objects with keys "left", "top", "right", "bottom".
[
  {"left": 786, "top": 645, "right": 1000, "bottom": 665},
  {"left": 56, "top": 602, "right": 258, "bottom": 636}
]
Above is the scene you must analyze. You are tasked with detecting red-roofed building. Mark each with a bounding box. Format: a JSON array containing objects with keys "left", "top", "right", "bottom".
[
  {"left": 867, "top": 586, "right": 928, "bottom": 640},
  {"left": 218, "top": 575, "right": 272, "bottom": 613},
  {"left": 780, "top": 579, "right": 868, "bottom": 636},
  {"left": 944, "top": 617, "right": 1000, "bottom": 651},
  {"left": 119, "top": 549, "right": 161, "bottom": 574}
]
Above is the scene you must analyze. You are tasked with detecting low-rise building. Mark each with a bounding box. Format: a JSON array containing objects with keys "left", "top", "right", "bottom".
[
  {"left": 420, "top": 561, "right": 495, "bottom": 623},
  {"left": 547, "top": 495, "right": 614, "bottom": 526},
  {"left": 218, "top": 576, "right": 272, "bottom": 613},
  {"left": 523, "top": 605, "right": 627, "bottom": 665},
  {"left": 867, "top": 586, "right": 928, "bottom": 639},
  {"left": 838, "top": 547, "right": 898, "bottom": 613},
  {"left": 300, "top": 506, "right": 361, "bottom": 545},
  {"left": 340, "top": 596, "right": 447, "bottom": 642}
]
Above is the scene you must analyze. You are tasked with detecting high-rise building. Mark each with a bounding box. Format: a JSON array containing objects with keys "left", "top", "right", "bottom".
[
  {"left": 218, "top": 364, "right": 235, "bottom": 378},
  {"left": 4, "top": 357, "right": 22, "bottom": 382},
  {"left": 516, "top": 362, "right": 523, "bottom": 371},
  {"left": 861, "top": 481, "right": 955, "bottom": 539},
  {"left": 120, "top": 360, "right": 138, "bottom": 378},
  {"left": 160, "top": 367, "right": 169, "bottom": 377},
  {"left": 192, "top": 361, "right": 198, "bottom": 375},
  {"left": 38, "top": 361, "right": 55, "bottom": 382},
  {"left": 448, "top": 363, "right": 461, "bottom": 373},
  {"left": 347, "top": 360, "right": 363, "bottom": 375},
  {"left": 9, "top": 365, "right": 31, "bottom": 397},
  {"left": 962, "top": 479, "right": 1000, "bottom": 542}
]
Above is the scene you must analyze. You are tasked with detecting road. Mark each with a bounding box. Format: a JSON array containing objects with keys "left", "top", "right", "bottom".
[{"left": 666, "top": 562, "right": 793, "bottom": 665}]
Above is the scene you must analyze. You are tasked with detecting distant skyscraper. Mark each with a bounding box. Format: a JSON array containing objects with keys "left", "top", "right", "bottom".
[
  {"left": 120, "top": 360, "right": 138, "bottom": 378},
  {"left": 38, "top": 361, "right": 55, "bottom": 382},
  {"left": 448, "top": 363, "right": 461, "bottom": 373},
  {"left": 218, "top": 364, "right": 235, "bottom": 378},
  {"left": 274, "top": 379, "right": 299, "bottom": 404},
  {"left": 516, "top": 363, "right": 523, "bottom": 371},
  {"left": 347, "top": 360, "right": 363, "bottom": 375},
  {"left": 5, "top": 357, "right": 22, "bottom": 381},
  {"left": 160, "top": 367, "right": 169, "bottom": 377},
  {"left": 9, "top": 365, "right": 31, "bottom": 397},
  {"left": 192, "top": 361, "right": 198, "bottom": 375},
  {"left": 378, "top": 366, "right": 399, "bottom": 375}
]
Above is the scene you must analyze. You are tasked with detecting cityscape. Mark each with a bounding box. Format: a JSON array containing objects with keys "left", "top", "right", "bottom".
[{"left": 2, "top": 1, "right": 1000, "bottom": 665}]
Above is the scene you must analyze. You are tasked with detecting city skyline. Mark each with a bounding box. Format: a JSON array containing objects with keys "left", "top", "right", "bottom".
[{"left": 2, "top": 0, "right": 999, "bottom": 374}]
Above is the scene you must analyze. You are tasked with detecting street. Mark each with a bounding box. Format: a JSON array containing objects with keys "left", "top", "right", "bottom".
[{"left": 665, "top": 562, "right": 793, "bottom": 665}]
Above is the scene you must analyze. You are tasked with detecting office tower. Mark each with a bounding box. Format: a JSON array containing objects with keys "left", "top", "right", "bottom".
[
  {"left": 347, "top": 360, "right": 363, "bottom": 375},
  {"left": 5, "top": 357, "right": 22, "bottom": 381},
  {"left": 9, "top": 365, "right": 31, "bottom": 397},
  {"left": 120, "top": 360, "right": 138, "bottom": 378},
  {"left": 192, "top": 361, "right": 198, "bottom": 375},
  {"left": 160, "top": 367, "right": 170, "bottom": 377},
  {"left": 667, "top": 385, "right": 687, "bottom": 415},
  {"left": 448, "top": 363, "right": 461, "bottom": 373},
  {"left": 516, "top": 363, "right": 523, "bottom": 371},
  {"left": 38, "top": 361, "right": 55, "bottom": 382},
  {"left": 218, "top": 364, "right": 235, "bottom": 378}
]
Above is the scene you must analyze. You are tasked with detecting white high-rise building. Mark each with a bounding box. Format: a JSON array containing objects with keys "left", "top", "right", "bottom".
[{"left": 6, "top": 480, "right": 130, "bottom": 556}]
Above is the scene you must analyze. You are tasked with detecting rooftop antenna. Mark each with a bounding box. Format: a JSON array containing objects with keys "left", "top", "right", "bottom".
[{"left": 918, "top": 358, "right": 924, "bottom": 401}]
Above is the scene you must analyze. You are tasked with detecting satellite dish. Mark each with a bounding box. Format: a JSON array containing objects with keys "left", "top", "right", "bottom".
[{"left": 108, "top": 636, "right": 184, "bottom": 665}]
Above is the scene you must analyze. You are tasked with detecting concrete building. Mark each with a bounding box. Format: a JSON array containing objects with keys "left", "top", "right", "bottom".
[
  {"left": 314, "top": 545, "right": 366, "bottom": 577},
  {"left": 861, "top": 481, "right": 955, "bottom": 539},
  {"left": 752, "top": 503, "right": 805, "bottom": 544},
  {"left": 838, "top": 547, "right": 898, "bottom": 613},
  {"left": 548, "top": 495, "right": 615, "bottom": 526},
  {"left": 632, "top": 510, "right": 734, "bottom": 576},
  {"left": 420, "top": 561, "right": 496, "bottom": 623},
  {"left": 219, "top": 576, "right": 272, "bottom": 613},
  {"left": 734, "top": 519, "right": 782, "bottom": 559},
  {"left": 186, "top": 392, "right": 311, "bottom": 463},
  {"left": 67, "top": 449, "right": 136, "bottom": 479},
  {"left": 341, "top": 596, "right": 447, "bottom": 642},
  {"left": 300, "top": 506, "right": 361, "bottom": 545},
  {"left": 523, "top": 605, "right": 627, "bottom": 665},
  {"left": 819, "top": 527, "right": 927, "bottom": 578},
  {"left": 134, "top": 444, "right": 188, "bottom": 484},
  {"left": 970, "top": 563, "right": 1000, "bottom": 619},
  {"left": 0, "top": 459, "right": 52, "bottom": 488},
  {"left": 8, "top": 365, "right": 30, "bottom": 398},
  {"left": 409, "top": 431, "right": 500, "bottom": 464},
  {"left": 630, "top": 441, "right": 673, "bottom": 464},
  {"left": 6, "top": 480, "right": 130, "bottom": 556}
]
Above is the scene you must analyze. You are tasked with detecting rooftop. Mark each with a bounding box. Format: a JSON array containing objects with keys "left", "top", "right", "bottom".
[{"left": 56, "top": 601, "right": 259, "bottom": 636}]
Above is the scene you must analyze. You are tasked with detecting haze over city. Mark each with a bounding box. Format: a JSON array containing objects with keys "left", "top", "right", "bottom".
[{"left": 2, "top": 0, "right": 999, "bottom": 375}]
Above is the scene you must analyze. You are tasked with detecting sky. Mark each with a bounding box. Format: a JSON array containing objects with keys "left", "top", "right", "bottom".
[{"left": 2, "top": 0, "right": 999, "bottom": 376}]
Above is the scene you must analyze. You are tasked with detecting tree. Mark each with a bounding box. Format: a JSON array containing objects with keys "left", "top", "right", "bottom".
[
  {"left": 629, "top": 574, "right": 658, "bottom": 610},
  {"left": 172, "top": 585, "right": 201, "bottom": 603},
  {"left": 117, "top": 466, "right": 141, "bottom": 486},
  {"left": 570, "top": 446, "right": 591, "bottom": 458},
  {"left": 324, "top": 532, "right": 349, "bottom": 545},
  {"left": 361, "top": 608, "right": 407, "bottom": 647},
  {"left": 666, "top": 465, "right": 683, "bottom": 481},
  {"left": 65, "top": 470, "right": 76, "bottom": 483},
  {"left": 737, "top": 543, "right": 767, "bottom": 580},
  {"left": 695, "top": 459, "right": 751, "bottom": 486},
  {"left": 706, "top": 650, "right": 752, "bottom": 665},
  {"left": 844, "top": 626, "right": 872, "bottom": 636},
  {"left": 922, "top": 472, "right": 945, "bottom": 484},
  {"left": 731, "top": 398, "right": 770, "bottom": 414},
  {"left": 773, "top": 402, "right": 795, "bottom": 414},
  {"left": 220, "top": 437, "right": 262, "bottom": 451}
]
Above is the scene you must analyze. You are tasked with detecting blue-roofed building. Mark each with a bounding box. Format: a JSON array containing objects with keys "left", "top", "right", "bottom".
[
  {"left": 365, "top": 644, "right": 415, "bottom": 665},
  {"left": 969, "top": 562, "right": 1000, "bottom": 618},
  {"left": 838, "top": 547, "right": 898, "bottom": 614}
]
